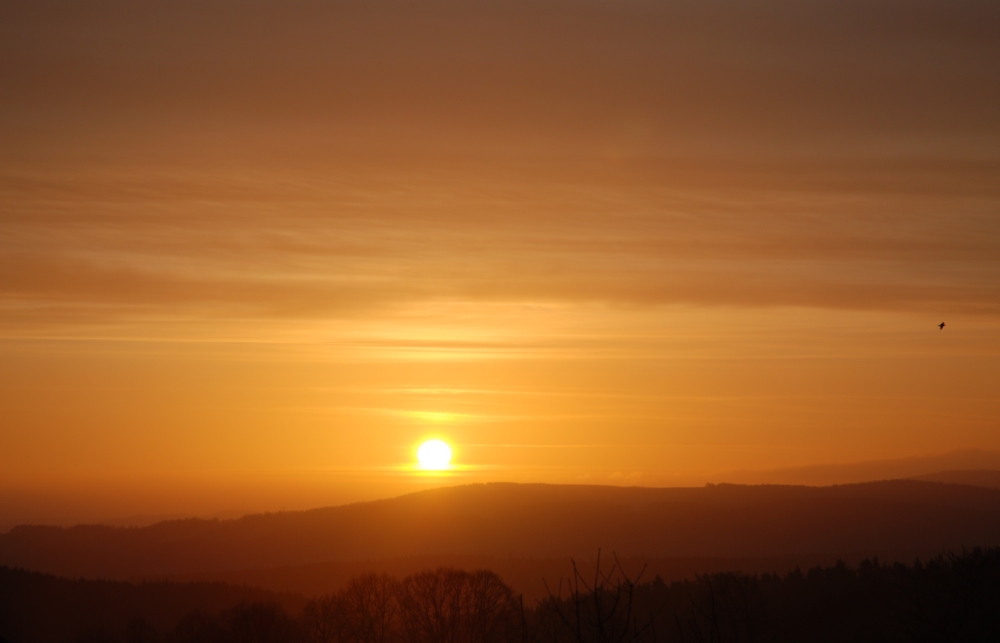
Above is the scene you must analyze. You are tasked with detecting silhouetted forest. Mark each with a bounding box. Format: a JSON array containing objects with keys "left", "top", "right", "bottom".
[
  {"left": 0, "top": 567, "right": 304, "bottom": 643},
  {"left": 3, "top": 548, "right": 999, "bottom": 643}
]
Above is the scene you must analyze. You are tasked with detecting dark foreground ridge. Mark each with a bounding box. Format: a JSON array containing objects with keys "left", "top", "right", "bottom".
[
  {"left": 2, "top": 549, "right": 1000, "bottom": 643},
  {"left": 2, "top": 481, "right": 1000, "bottom": 581},
  {"left": 0, "top": 566, "right": 304, "bottom": 643}
]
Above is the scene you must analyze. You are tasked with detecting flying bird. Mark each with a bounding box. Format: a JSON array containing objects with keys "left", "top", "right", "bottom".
[{"left": 939, "top": 322, "right": 946, "bottom": 329}]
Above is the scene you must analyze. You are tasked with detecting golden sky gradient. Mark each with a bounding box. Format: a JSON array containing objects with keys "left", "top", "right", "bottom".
[{"left": 1, "top": 1, "right": 999, "bottom": 526}]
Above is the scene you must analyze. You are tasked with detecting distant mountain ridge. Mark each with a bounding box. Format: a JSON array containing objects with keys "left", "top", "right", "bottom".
[
  {"left": 2, "top": 480, "right": 1000, "bottom": 583},
  {"left": 913, "top": 469, "right": 1000, "bottom": 489},
  {"left": 712, "top": 449, "right": 1000, "bottom": 486}
]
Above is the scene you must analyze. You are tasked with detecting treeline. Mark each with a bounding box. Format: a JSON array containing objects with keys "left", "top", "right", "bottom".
[
  {"left": 3, "top": 549, "right": 1000, "bottom": 643},
  {"left": 0, "top": 568, "right": 305, "bottom": 643}
]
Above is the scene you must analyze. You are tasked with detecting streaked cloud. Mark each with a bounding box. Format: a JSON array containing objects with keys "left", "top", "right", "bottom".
[{"left": 1, "top": 0, "right": 999, "bottom": 524}]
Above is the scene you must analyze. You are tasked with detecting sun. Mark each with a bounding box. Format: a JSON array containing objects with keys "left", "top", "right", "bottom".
[{"left": 416, "top": 439, "right": 452, "bottom": 470}]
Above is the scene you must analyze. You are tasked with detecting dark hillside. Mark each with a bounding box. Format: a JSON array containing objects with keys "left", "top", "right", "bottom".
[
  {"left": 0, "top": 566, "right": 305, "bottom": 643},
  {"left": 2, "top": 481, "right": 999, "bottom": 582},
  {"left": 163, "top": 553, "right": 854, "bottom": 603}
]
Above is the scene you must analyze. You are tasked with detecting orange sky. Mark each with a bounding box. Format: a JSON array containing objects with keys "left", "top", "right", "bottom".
[{"left": 1, "top": 1, "right": 999, "bottom": 527}]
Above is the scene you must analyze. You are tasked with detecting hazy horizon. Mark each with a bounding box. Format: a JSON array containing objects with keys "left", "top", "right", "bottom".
[{"left": 3, "top": 449, "right": 1000, "bottom": 531}]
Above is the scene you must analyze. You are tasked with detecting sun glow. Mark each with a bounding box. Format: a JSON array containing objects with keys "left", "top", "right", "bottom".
[{"left": 417, "top": 440, "right": 453, "bottom": 470}]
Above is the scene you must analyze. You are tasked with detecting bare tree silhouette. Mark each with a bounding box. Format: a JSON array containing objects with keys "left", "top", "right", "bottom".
[
  {"left": 342, "top": 573, "right": 399, "bottom": 643},
  {"left": 303, "top": 595, "right": 345, "bottom": 643},
  {"left": 397, "top": 568, "right": 520, "bottom": 643},
  {"left": 541, "top": 551, "right": 658, "bottom": 643},
  {"left": 224, "top": 602, "right": 300, "bottom": 643}
]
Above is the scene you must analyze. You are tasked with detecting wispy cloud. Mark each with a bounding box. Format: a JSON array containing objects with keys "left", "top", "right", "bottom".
[{"left": 2, "top": 0, "right": 1000, "bottom": 523}]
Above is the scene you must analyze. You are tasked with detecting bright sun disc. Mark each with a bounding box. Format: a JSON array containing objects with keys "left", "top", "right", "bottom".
[{"left": 417, "top": 440, "right": 452, "bottom": 470}]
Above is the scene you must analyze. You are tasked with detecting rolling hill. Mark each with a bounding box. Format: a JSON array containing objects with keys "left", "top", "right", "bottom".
[{"left": 3, "top": 480, "right": 1000, "bottom": 590}]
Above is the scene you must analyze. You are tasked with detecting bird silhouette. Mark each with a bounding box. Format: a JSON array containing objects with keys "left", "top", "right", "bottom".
[{"left": 939, "top": 322, "right": 946, "bottom": 330}]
